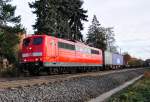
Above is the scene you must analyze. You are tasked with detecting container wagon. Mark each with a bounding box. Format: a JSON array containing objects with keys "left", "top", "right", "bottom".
[{"left": 104, "top": 51, "right": 124, "bottom": 69}]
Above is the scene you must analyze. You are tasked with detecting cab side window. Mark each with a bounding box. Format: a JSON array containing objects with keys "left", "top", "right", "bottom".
[
  {"left": 91, "top": 49, "right": 100, "bottom": 55},
  {"left": 58, "top": 42, "right": 75, "bottom": 50}
]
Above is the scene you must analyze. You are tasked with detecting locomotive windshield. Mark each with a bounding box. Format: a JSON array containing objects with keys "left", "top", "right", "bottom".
[
  {"left": 23, "top": 38, "right": 30, "bottom": 47},
  {"left": 33, "top": 37, "right": 43, "bottom": 45}
]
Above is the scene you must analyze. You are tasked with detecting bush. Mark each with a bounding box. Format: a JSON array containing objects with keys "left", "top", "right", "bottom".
[
  {"left": 109, "top": 77, "right": 150, "bottom": 102},
  {"left": 0, "top": 66, "right": 18, "bottom": 77}
]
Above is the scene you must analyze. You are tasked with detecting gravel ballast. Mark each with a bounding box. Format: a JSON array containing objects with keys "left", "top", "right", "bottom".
[{"left": 0, "top": 68, "right": 145, "bottom": 102}]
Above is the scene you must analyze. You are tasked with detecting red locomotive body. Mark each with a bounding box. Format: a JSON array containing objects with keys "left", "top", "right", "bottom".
[{"left": 20, "top": 35, "right": 103, "bottom": 74}]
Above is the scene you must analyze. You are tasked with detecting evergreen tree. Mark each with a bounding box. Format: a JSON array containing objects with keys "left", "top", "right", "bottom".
[
  {"left": 68, "top": 0, "right": 88, "bottom": 41},
  {"left": 86, "top": 15, "right": 116, "bottom": 51},
  {"left": 0, "top": 0, "right": 24, "bottom": 63},
  {"left": 86, "top": 15, "right": 107, "bottom": 50},
  {"left": 105, "top": 27, "right": 117, "bottom": 52},
  {"left": 0, "top": 0, "right": 21, "bottom": 25},
  {"left": 29, "top": 0, "right": 88, "bottom": 41},
  {"left": 0, "top": 29, "right": 19, "bottom": 63}
]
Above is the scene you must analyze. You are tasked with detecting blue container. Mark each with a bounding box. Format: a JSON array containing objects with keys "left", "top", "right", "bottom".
[{"left": 112, "top": 53, "right": 123, "bottom": 65}]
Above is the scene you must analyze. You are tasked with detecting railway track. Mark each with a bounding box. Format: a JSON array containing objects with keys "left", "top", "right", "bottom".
[{"left": 0, "top": 68, "right": 144, "bottom": 89}]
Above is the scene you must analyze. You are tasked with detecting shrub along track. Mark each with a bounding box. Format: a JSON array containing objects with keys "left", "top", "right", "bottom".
[{"left": 0, "top": 68, "right": 144, "bottom": 89}]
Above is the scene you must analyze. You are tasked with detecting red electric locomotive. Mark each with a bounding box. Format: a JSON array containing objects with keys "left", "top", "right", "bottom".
[{"left": 20, "top": 34, "right": 103, "bottom": 75}]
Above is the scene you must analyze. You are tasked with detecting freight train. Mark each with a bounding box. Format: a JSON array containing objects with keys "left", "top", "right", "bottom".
[{"left": 20, "top": 35, "right": 124, "bottom": 75}]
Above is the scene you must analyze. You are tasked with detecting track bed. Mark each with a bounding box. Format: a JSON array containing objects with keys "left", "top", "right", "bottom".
[
  {"left": 0, "top": 68, "right": 145, "bottom": 102},
  {"left": 0, "top": 68, "right": 144, "bottom": 89}
]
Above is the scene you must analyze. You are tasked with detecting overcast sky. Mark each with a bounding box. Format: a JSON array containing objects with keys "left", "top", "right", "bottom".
[{"left": 12, "top": 0, "right": 150, "bottom": 60}]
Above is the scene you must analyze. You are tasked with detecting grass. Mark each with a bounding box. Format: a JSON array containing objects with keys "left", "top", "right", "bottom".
[{"left": 109, "top": 70, "right": 150, "bottom": 102}]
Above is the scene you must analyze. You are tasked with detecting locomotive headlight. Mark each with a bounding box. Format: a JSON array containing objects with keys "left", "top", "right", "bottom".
[
  {"left": 32, "top": 52, "right": 42, "bottom": 57},
  {"left": 24, "top": 59, "right": 27, "bottom": 62},
  {"left": 35, "top": 58, "right": 39, "bottom": 61}
]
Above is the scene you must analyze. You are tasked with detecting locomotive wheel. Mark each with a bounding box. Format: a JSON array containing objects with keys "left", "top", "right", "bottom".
[
  {"left": 46, "top": 68, "right": 51, "bottom": 75},
  {"left": 16, "top": 64, "right": 24, "bottom": 76},
  {"left": 28, "top": 67, "right": 40, "bottom": 76},
  {"left": 18, "top": 64, "right": 29, "bottom": 76},
  {"left": 58, "top": 67, "right": 63, "bottom": 74},
  {"left": 67, "top": 67, "right": 72, "bottom": 74}
]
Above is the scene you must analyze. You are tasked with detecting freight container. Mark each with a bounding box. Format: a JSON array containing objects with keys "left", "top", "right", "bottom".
[
  {"left": 112, "top": 53, "right": 123, "bottom": 65},
  {"left": 104, "top": 51, "right": 113, "bottom": 65}
]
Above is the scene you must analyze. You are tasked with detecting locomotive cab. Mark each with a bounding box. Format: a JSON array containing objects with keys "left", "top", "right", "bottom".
[
  {"left": 20, "top": 35, "right": 45, "bottom": 74},
  {"left": 22, "top": 36, "right": 44, "bottom": 62}
]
